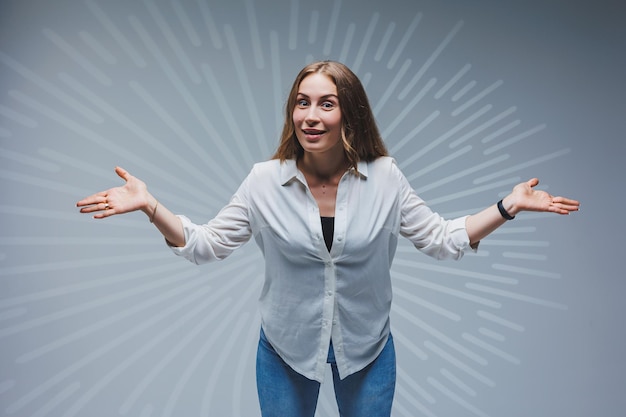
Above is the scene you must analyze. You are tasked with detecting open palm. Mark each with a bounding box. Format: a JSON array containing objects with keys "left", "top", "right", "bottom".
[
  {"left": 76, "top": 167, "right": 150, "bottom": 218},
  {"left": 512, "top": 178, "right": 579, "bottom": 215}
]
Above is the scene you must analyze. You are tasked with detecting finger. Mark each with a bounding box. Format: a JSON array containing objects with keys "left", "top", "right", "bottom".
[
  {"left": 115, "top": 166, "right": 130, "bottom": 182},
  {"left": 556, "top": 197, "right": 580, "bottom": 206},
  {"left": 560, "top": 204, "right": 580, "bottom": 212},
  {"left": 550, "top": 201, "right": 579, "bottom": 214},
  {"left": 76, "top": 191, "right": 108, "bottom": 207},
  {"left": 78, "top": 204, "right": 100, "bottom": 214},
  {"left": 552, "top": 196, "right": 580, "bottom": 209},
  {"left": 93, "top": 206, "right": 114, "bottom": 219},
  {"left": 526, "top": 178, "right": 539, "bottom": 188}
]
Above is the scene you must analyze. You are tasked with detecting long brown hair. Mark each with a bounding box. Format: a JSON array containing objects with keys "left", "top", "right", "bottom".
[{"left": 272, "top": 61, "right": 388, "bottom": 170}]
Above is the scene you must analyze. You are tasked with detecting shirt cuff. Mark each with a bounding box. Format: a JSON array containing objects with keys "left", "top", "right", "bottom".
[
  {"left": 167, "top": 215, "right": 194, "bottom": 257},
  {"left": 451, "top": 215, "right": 479, "bottom": 253}
]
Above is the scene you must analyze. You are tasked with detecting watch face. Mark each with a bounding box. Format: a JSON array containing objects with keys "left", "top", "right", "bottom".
[{"left": 0, "top": 1, "right": 613, "bottom": 416}]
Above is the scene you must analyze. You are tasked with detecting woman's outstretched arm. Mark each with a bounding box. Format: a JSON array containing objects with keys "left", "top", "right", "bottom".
[
  {"left": 465, "top": 178, "right": 580, "bottom": 246},
  {"left": 76, "top": 166, "right": 186, "bottom": 247}
]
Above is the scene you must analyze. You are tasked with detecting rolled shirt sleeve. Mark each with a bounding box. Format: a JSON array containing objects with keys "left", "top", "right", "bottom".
[
  {"left": 169, "top": 181, "right": 253, "bottom": 264},
  {"left": 393, "top": 160, "right": 474, "bottom": 259}
]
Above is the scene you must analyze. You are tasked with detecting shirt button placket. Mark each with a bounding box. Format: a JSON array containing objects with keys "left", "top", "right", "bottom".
[{"left": 323, "top": 261, "right": 336, "bottom": 352}]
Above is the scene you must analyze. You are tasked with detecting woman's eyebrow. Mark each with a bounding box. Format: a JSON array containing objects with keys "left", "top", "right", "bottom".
[{"left": 296, "top": 93, "right": 339, "bottom": 100}]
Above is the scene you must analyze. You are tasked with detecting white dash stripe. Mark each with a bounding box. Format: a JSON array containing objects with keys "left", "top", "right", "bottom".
[
  {"left": 406, "top": 145, "right": 472, "bottom": 182},
  {"left": 200, "top": 64, "right": 257, "bottom": 167},
  {"left": 452, "top": 79, "right": 503, "bottom": 116},
  {"left": 413, "top": 153, "right": 510, "bottom": 194},
  {"left": 435, "top": 63, "right": 471, "bottom": 99},
  {"left": 0, "top": 53, "right": 103, "bottom": 124},
  {"left": 393, "top": 304, "right": 488, "bottom": 365},
  {"left": 323, "top": 0, "right": 342, "bottom": 56},
  {"left": 339, "top": 23, "right": 356, "bottom": 64},
  {"left": 425, "top": 177, "right": 518, "bottom": 206},
  {"left": 85, "top": 0, "right": 146, "bottom": 66},
  {"left": 424, "top": 341, "right": 495, "bottom": 387},
  {"left": 481, "top": 119, "right": 520, "bottom": 144},
  {"left": 451, "top": 80, "right": 476, "bottom": 102},
  {"left": 477, "top": 310, "right": 525, "bottom": 332},
  {"left": 42, "top": 28, "right": 111, "bottom": 86},
  {"left": 172, "top": 0, "right": 202, "bottom": 46},
  {"left": 449, "top": 106, "right": 517, "bottom": 148},
  {"left": 478, "top": 327, "right": 506, "bottom": 342},
  {"left": 491, "top": 264, "right": 561, "bottom": 279},
  {"left": 79, "top": 31, "right": 117, "bottom": 65},
  {"left": 269, "top": 31, "right": 283, "bottom": 132},
  {"left": 441, "top": 368, "right": 477, "bottom": 397},
  {"left": 0, "top": 148, "right": 59, "bottom": 172},
  {"left": 394, "top": 261, "right": 516, "bottom": 286},
  {"left": 197, "top": 0, "right": 223, "bottom": 49},
  {"left": 399, "top": 104, "right": 492, "bottom": 169},
  {"left": 466, "top": 283, "right": 568, "bottom": 310},
  {"left": 389, "top": 109, "right": 438, "bottom": 155},
  {"left": 144, "top": 0, "right": 202, "bottom": 84},
  {"left": 394, "top": 287, "right": 461, "bottom": 321},
  {"left": 480, "top": 239, "right": 549, "bottom": 248},
  {"left": 223, "top": 25, "right": 271, "bottom": 157},
  {"left": 245, "top": 0, "right": 265, "bottom": 68},
  {"left": 387, "top": 12, "right": 422, "bottom": 69},
  {"left": 373, "top": 59, "right": 412, "bottom": 116},
  {"left": 374, "top": 22, "right": 395, "bottom": 62},
  {"left": 397, "top": 368, "right": 436, "bottom": 403},
  {"left": 502, "top": 252, "right": 547, "bottom": 261},
  {"left": 382, "top": 78, "right": 437, "bottom": 139},
  {"left": 351, "top": 12, "right": 379, "bottom": 73},
  {"left": 393, "top": 331, "right": 428, "bottom": 360},
  {"left": 462, "top": 333, "right": 521, "bottom": 364},
  {"left": 428, "top": 377, "right": 491, "bottom": 417},
  {"left": 474, "top": 148, "right": 570, "bottom": 184},
  {"left": 308, "top": 11, "right": 319, "bottom": 44},
  {"left": 395, "top": 384, "right": 438, "bottom": 417},
  {"left": 399, "top": 20, "right": 463, "bottom": 100},
  {"left": 484, "top": 123, "right": 546, "bottom": 155},
  {"left": 289, "top": 0, "right": 299, "bottom": 50}
]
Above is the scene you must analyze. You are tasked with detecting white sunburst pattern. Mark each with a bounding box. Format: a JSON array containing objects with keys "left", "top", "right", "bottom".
[{"left": 0, "top": 0, "right": 574, "bottom": 416}]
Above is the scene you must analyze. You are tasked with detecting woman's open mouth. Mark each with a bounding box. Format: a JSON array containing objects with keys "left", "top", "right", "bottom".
[{"left": 302, "top": 129, "right": 326, "bottom": 140}]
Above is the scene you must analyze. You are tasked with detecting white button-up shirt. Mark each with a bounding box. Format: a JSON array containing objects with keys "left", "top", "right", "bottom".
[{"left": 170, "top": 156, "right": 472, "bottom": 382}]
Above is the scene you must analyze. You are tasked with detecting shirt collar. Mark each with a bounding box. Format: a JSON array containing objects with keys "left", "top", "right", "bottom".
[{"left": 280, "top": 159, "right": 369, "bottom": 186}]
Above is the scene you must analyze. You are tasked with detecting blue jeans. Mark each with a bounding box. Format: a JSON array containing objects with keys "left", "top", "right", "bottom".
[{"left": 256, "top": 329, "right": 396, "bottom": 417}]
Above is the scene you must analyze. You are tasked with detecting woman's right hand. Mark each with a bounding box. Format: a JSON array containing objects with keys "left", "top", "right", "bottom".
[{"left": 76, "top": 166, "right": 154, "bottom": 219}]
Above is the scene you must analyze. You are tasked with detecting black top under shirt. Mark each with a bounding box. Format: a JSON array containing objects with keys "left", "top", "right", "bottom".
[{"left": 320, "top": 217, "right": 334, "bottom": 252}]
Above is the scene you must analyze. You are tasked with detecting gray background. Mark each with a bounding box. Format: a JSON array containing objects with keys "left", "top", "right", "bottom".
[{"left": 1, "top": 0, "right": 624, "bottom": 416}]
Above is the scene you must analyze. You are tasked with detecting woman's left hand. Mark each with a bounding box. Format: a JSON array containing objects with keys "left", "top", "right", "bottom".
[{"left": 508, "top": 178, "right": 580, "bottom": 215}]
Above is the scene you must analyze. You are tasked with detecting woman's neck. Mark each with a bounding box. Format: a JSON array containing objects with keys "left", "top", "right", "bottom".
[{"left": 299, "top": 151, "right": 348, "bottom": 182}]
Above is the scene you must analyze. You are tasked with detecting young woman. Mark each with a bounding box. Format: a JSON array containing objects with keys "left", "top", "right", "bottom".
[{"left": 77, "top": 61, "right": 579, "bottom": 417}]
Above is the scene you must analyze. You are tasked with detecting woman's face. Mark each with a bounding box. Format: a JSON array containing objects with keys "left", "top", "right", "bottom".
[{"left": 293, "top": 73, "right": 343, "bottom": 158}]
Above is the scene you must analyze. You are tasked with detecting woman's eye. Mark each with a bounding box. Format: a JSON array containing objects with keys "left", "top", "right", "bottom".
[
  {"left": 321, "top": 101, "right": 335, "bottom": 109},
  {"left": 297, "top": 99, "right": 309, "bottom": 107}
]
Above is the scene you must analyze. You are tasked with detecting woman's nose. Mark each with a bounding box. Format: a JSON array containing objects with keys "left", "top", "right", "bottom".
[{"left": 304, "top": 106, "right": 320, "bottom": 123}]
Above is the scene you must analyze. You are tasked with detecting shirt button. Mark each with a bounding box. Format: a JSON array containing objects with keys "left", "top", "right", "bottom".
[
  {"left": 337, "top": 236, "right": 343, "bottom": 242},
  {"left": 326, "top": 290, "right": 333, "bottom": 296}
]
